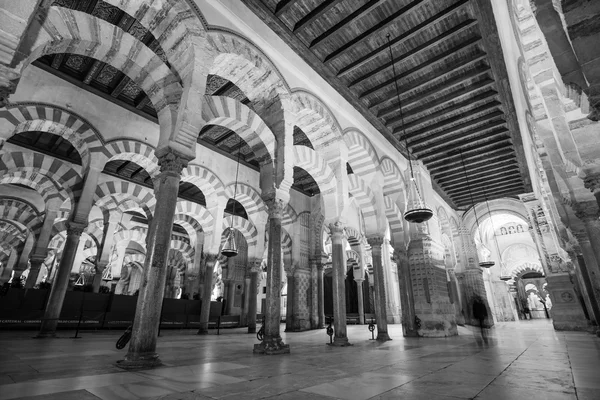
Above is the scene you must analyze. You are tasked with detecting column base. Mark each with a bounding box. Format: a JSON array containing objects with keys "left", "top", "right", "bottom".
[
  {"left": 34, "top": 331, "right": 57, "bottom": 339},
  {"left": 197, "top": 325, "right": 208, "bottom": 335},
  {"left": 248, "top": 327, "right": 256, "bottom": 334},
  {"left": 376, "top": 332, "right": 392, "bottom": 342},
  {"left": 253, "top": 336, "right": 290, "bottom": 355},
  {"left": 116, "top": 353, "right": 163, "bottom": 370},
  {"left": 330, "top": 336, "right": 352, "bottom": 347}
]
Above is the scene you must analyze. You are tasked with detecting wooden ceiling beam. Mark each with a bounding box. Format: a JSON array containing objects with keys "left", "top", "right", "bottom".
[
  {"left": 111, "top": 76, "right": 130, "bottom": 98},
  {"left": 371, "top": 55, "right": 488, "bottom": 112},
  {"left": 361, "top": 37, "right": 484, "bottom": 100},
  {"left": 293, "top": 0, "right": 345, "bottom": 32},
  {"left": 348, "top": 19, "right": 477, "bottom": 87},
  {"left": 442, "top": 169, "right": 521, "bottom": 193},
  {"left": 214, "top": 130, "right": 237, "bottom": 146},
  {"left": 422, "top": 137, "right": 512, "bottom": 166},
  {"left": 432, "top": 154, "right": 517, "bottom": 180},
  {"left": 399, "top": 103, "right": 502, "bottom": 137},
  {"left": 135, "top": 96, "right": 151, "bottom": 110},
  {"left": 407, "top": 111, "right": 504, "bottom": 146},
  {"left": 335, "top": 0, "right": 469, "bottom": 74},
  {"left": 50, "top": 54, "right": 65, "bottom": 70},
  {"left": 454, "top": 187, "right": 523, "bottom": 205},
  {"left": 83, "top": 60, "right": 103, "bottom": 85},
  {"left": 430, "top": 148, "right": 516, "bottom": 175},
  {"left": 130, "top": 166, "right": 144, "bottom": 180},
  {"left": 309, "top": 0, "right": 387, "bottom": 48},
  {"left": 115, "top": 161, "right": 131, "bottom": 174},
  {"left": 412, "top": 121, "right": 506, "bottom": 152},
  {"left": 323, "top": 0, "right": 425, "bottom": 64},
  {"left": 275, "top": 0, "right": 297, "bottom": 16},
  {"left": 451, "top": 181, "right": 523, "bottom": 202},
  {"left": 392, "top": 78, "right": 496, "bottom": 122},
  {"left": 386, "top": 90, "right": 498, "bottom": 128}
]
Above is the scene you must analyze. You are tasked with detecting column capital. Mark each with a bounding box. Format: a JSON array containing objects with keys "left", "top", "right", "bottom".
[
  {"left": 573, "top": 201, "right": 600, "bottom": 223},
  {"left": 250, "top": 259, "right": 263, "bottom": 273},
  {"left": 583, "top": 172, "right": 600, "bottom": 194},
  {"left": 29, "top": 254, "right": 47, "bottom": 265},
  {"left": 328, "top": 221, "right": 344, "bottom": 235},
  {"left": 265, "top": 198, "right": 286, "bottom": 219},
  {"left": 66, "top": 221, "right": 87, "bottom": 236},
  {"left": 366, "top": 236, "right": 385, "bottom": 248},
  {"left": 157, "top": 149, "right": 188, "bottom": 175}
]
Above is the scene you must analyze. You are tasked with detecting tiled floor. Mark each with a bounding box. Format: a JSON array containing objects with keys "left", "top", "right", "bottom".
[{"left": 0, "top": 320, "right": 598, "bottom": 399}]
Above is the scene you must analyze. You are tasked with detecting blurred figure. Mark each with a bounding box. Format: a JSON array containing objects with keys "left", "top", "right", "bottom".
[{"left": 473, "top": 295, "right": 488, "bottom": 342}]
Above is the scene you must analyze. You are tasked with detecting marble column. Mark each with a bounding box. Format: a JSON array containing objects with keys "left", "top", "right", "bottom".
[
  {"left": 573, "top": 204, "right": 600, "bottom": 322},
  {"left": 355, "top": 278, "right": 365, "bottom": 325},
  {"left": 25, "top": 200, "right": 60, "bottom": 288},
  {"left": 241, "top": 271, "right": 251, "bottom": 326},
  {"left": 367, "top": 236, "right": 391, "bottom": 341},
  {"left": 329, "top": 221, "right": 351, "bottom": 346},
  {"left": 317, "top": 262, "right": 325, "bottom": 329},
  {"left": 285, "top": 272, "right": 294, "bottom": 332},
  {"left": 247, "top": 260, "right": 261, "bottom": 334},
  {"left": 394, "top": 249, "right": 417, "bottom": 336},
  {"left": 253, "top": 198, "right": 289, "bottom": 354},
  {"left": 37, "top": 222, "right": 86, "bottom": 337},
  {"left": 198, "top": 254, "right": 218, "bottom": 334},
  {"left": 571, "top": 244, "right": 600, "bottom": 324},
  {"left": 118, "top": 151, "right": 187, "bottom": 369},
  {"left": 25, "top": 254, "right": 46, "bottom": 289}
]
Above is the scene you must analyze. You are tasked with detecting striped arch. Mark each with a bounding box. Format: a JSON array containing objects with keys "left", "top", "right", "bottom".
[
  {"left": 115, "top": 228, "right": 147, "bottom": 249},
  {"left": 173, "top": 213, "right": 203, "bottom": 247},
  {"left": 202, "top": 96, "right": 276, "bottom": 164},
  {"left": 384, "top": 195, "right": 404, "bottom": 247},
  {"left": 48, "top": 230, "right": 66, "bottom": 250},
  {"left": 291, "top": 90, "right": 343, "bottom": 152},
  {"left": 85, "top": 219, "right": 105, "bottom": 250},
  {"left": 224, "top": 183, "right": 266, "bottom": 216},
  {"left": 292, "top": 145, "right": 338, "bottom": 217},
  {"left": 181, "top": 164, "right": 225, "bottom": 206},
  {"left": 346, "top": 250, "right": 360, "bottom": 263},
  {"left": 175, "top": 201, "right": 214, "bottom": 233},
  {"left": 343, "top": 128, "right": 379, "bottom": 177},
  {"left": 30, "top": 7, "right": 183, "bottom": 148},
  {"left": 282, "top": 203, "right": 298, "bottom": 226},
  {"left": 344, "top": 226, "right": 362, "bottom": 246},
  {"left": 0, "top": 103, "right": 107, "bottom": 173},
  {"left": 170, "top": 240, "right": 194, "bottom": 270},
  {"left": 281, "top": 227, "right": 293, "bottom": 259},
  {"left": 123, "top": 253, "right": 146, "bottom": 265},
  {"left": 0, "top": 197, "right": 43, "bottom": 238},
  {"left": 0, "top": 152, "right": 81, "bottom": 207},
  {"left": 512, "top": 262, "right": 544, "bottom": 278},
  {"left": 0, "top": 221, "right": 27, "bottom": 248},
  {"left": 81, "top": 246, "right": 98, "bottom": 261},
  {"left": 0, "top": 171, "right": 66, "bottom": 206},
  {"left": 347, "top": 174, "right": 379, "bottom": 235},
  {"left": 105, "top": 140, "right": 160, "bottom": 178},
  {"left": 94, "top": 181, "right": 156, "bottom": 220},
  {"left": 222, "top": 215, "right": 258, "bottom": 249},
  {"left": 380, "top": 157, "right": 407, "bottom": 205}
]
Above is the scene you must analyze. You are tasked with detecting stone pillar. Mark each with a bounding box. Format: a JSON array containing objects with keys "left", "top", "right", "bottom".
[
  {"left": 293, "top": 268, "right": 311, "bottom": 331},
  {"left": 356, "top": 278, "right": 365, "bottom": 325},
  {"left": 285, "top": 272, "right": 294, "bottom": 332},
  {"left": 118, "top": 151, "right": 187, "bottom": 368},
  {"left": 37, "top": 222, "right": 86, "bottom": 337},
  {"left": 247, "top": 260, "right": 261, "bottom": 334},
  {"left": 408, "top": 234, "right": 458, "bottom": 337},
  {"left": 394, "top": 249, "right": 418, "bottom": 336},
  {"left": 317, "top": 262, "right": 325, "bottom": 329},
  {"left": 329, "top": 221, "right": 351, "bottom": 346},
  {"left": 447, "top": 268, "right": 465, "bottom": 325},
  {"left": 241, "top": 270, "right": 251, "bottom": 326},
  {"left": 570, "top": 243, "right": 600, "bottom": 324},
  {"left": 573, "top": 203, "right": 600, "bottom": 323},
  {"left": 92, "top": 212, "right": 122, "bottom": 292},
  {"left": 25, "top": 199, "right": 61, "bottom": 288},
  {"left": 198, "top": 254, "right": 218, "bottom": 334},
  {"left": 367, "top": 236, "right": 391, "bottom": 341},
  {"left": 456, "top": 268, "right": 492, "bottom": 327},
  {"left": 382, "top": 238, "right": 401, "bottom": 323},
  {"left": 253, "top": 198, "right": 289, "bottom": 354}
]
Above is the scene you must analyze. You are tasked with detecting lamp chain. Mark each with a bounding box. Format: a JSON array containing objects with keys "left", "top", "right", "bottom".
[{"left": 459, "top": 149, "right": 483, "bottom": 240}]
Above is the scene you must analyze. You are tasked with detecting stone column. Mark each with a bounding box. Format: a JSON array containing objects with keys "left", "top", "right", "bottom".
[
  {"left": 253, "top": 198, "right": 289, "bottom": 354},
  {"left": 198, "top": 254, "right": 218, "bottom": 334},
  {"left": 355, "top": 278, "right": 365, "bottom": 325},
  {"left": 118, "top": 151, "right": 187, "bottom": 369},
  {"left": 285, "top": 271, "right": 294, "bottom": 331},
  {"left": 247, "top": 260, "right": 261, "bottom": 334},
  {"left": 37, "top": 221, "right": 86, "bottom": 337},
  {"left": 573, "top": 203, "right": 600, "bottom": 321},
  {"left": 25, "top": 199, "right": 61, "bottom": 288},
  {"left": 329, "top": 221, "right": 351, "bottom": 346},
  {"left": 408, "top": 234, "right": 458, "bottom": 337},
  {"left": 367, "top": 236, "right": 391, "bottom": 341},
  {"left": 570, "top": 242, "right": 600, "bottom": 325},
  {"left": 456, "top": 268, "right": 491, "bottom": 327},
  {"left": 293, "top": 268, "right": 311, "bottom": 331},
  {"left": 394, "top": 249, "right": 418, "bottom": 336},
  {"left": 92, "top": 212, "right": 122, "bottom": 292},
  {"left": 317, "top": 262, "right": 325, "bottom": 329},
  {"left": 241, "top": 270, "right": 251, "bottom": 326}
]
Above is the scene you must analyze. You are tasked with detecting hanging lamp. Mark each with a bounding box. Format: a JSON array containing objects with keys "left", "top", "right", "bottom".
[
  {"left": 483, "top": 189, "right": 504, "bottom": 271},
  {"left": 457, "top": 149, "right": 494, "bottom": 268},
  {"left": 221, "top": 129, "right": 242, "bottom": 257},
  {"left": 387, "top": 34, "right": 433, "bottom": 224}
]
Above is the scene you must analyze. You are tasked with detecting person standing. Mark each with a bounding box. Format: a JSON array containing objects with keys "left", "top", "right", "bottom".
[{"left": 473, "top": 296, "right": 488, "bottom": 341}]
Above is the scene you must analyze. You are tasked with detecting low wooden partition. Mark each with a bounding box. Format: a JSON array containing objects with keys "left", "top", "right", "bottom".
[{"left": 0, "top": 289, "right": 239, "bottom": 330}]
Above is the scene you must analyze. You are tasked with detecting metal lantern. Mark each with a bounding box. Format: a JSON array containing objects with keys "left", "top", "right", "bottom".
[
  {"left": 479, "top": 260, "right": 495, "bottom": 269},
  {"left": 387, "top": 34, "right": 432, "bottom": 224},
  {"left": 101, "top": 266, "right": 113, "bottom": 281},
  {"left": 221, "top": 228, "right": 238, "bottom": 258}
]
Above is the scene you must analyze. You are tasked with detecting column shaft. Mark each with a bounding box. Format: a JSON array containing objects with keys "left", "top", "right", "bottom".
[
  {"left": 285, "top": 274, "right": 294, "bottom": 331},
  {"left": 120, "top": 152, "right": 186, "bottom": 368},
  {"left": 253, "top": 198, "right": 289, "bottom": 354},
  {"left": 248, "top": 269, "right": 259, "bottom": 333},
  {"left": 317, "top": 264, "right": 325, "bottom": 329},
  {"left": 198, "top": 255, "right": 217, "bottom": 334},
  {"left": 37, "top": 223, "right": 85, "bottom": 337},
  {"left": 330, "top": 222, "right": 350, "bottom": 346},
  {"left": 356, "top": 279, "right": 365, "bottom": 325},
  {"left": 241, "top": 274, "right": 251, "bottom": 326},
  {"left": 368, "top": 237, "right": 391, "bottom": 341}
]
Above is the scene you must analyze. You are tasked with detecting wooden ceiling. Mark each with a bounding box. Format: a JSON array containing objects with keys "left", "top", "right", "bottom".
[{"left": 242, "top": 0, "right": 533, "bottom": 208}]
